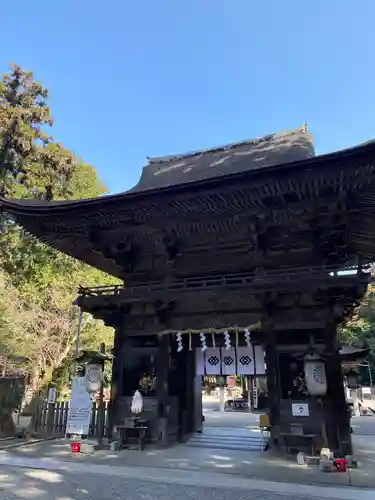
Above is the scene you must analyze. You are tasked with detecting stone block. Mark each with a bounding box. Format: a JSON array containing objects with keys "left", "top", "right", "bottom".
[
  {"left": 319, "top": 459, "right": 335, "bottom": 472},
  {"left": 345, "top": 456, "right": 358, "bottom": 469},
  {"left": 80, "top": 440, "right": 98, "bottom": 455},
  {"left": 305, "top": 456, "right": 320, "bottom": 466},
  {"left": 296, "top": 452, "right": 306, "bottom": 465},
  {"left": 110, "top": 441, "right": 120, "bottom": 452}
]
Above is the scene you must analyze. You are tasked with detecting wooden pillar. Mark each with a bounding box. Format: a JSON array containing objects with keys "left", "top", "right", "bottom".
[
  {"left": 97, "top": 342, "right": 106, "bottom": 445},
  {"left": 263, "top": 321, "right": 280, "bottom": 440},
  {"left": 156, "top": 334, "right": 170, "bottom": 444},
  {"left": 324, "top": 321, "right": 352, "bottom": 455},
  {"left": 181, "top": 349, "right": 195, "bottom": 438},
  {"left": 193, "top": 373, "right": 203, "bottom": 433},
  {"left": 248, "top": 376, "right": 254, "bottom": 412},
  {"left": 108, "top": 317, "right": 124, "bottom": 439}
]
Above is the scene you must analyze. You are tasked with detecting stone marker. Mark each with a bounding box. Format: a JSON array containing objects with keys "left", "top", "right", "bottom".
[
  {"left": 80, "top": 440, "right": 98, "bottom": 454},
  {"left": 319, "top": 459, "right": 335, "bottom": 472}
]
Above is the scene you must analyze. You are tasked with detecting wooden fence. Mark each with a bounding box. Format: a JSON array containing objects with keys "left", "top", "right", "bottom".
[{"left": 32, "top": 401, "right": 110, "bottom": 438}]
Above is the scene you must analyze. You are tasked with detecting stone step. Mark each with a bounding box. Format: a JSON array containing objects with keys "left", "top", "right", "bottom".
[
  {"left": 189, "top": 435, "right": 262, "bottom": 444},
  {"left": 186, "top": 429, "right": 268, "bottom": 451},
  {"left": 187, "top": 442, "right": 265, "bottom": 451},
  {"left": 186, "top": 438, "right": 267, "bottom": 451},
  {"left": 200, "top": 427, "right": 261, "bottom": 436}
]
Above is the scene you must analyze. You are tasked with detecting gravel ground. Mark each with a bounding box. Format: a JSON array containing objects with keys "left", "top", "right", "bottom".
[{"left": 0, "top": 465, "right": 346, "bottom": 500}]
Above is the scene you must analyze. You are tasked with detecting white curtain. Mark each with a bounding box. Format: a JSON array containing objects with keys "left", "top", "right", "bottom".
[
  {"left": 204, "top": 348, "right": 221, "bottom": 375},
  {"left": 221, "top": 348, "right": 236, "bottom": 375},
  {"left": 236, "top": 347, "right": 254, "bottom": 375}
]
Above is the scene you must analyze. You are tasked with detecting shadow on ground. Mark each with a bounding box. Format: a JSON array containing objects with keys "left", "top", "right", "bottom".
[
  {"left": 1, "top": 413, "right": 375, "bottom": 490},
  {"left": 2, "top": 433, "right": 374, "bottom": 489}
]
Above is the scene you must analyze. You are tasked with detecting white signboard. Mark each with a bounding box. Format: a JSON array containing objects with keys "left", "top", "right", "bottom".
[
  {"left": 47, "top": 388, "right": 57, "bottom": 404},
  {"left": 66, "top": 377, "right": 92, "bottom": 436},
  {"left": 292, "top": 403, "right": 309, "bottom": 417},
  {"left": 66, "top": 407, "right": 91, "bottom": 435}
]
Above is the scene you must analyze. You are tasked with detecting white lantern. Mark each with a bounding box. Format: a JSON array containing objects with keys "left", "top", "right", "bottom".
[
  {"left": 131, "top": 390, "right": 143, "bottom": 415},
  {"left": 84, "top": 363, "right": 103, "bottom": 393},
  {"left": 303, "top": 353, "right": 327, "bottom": 396}
]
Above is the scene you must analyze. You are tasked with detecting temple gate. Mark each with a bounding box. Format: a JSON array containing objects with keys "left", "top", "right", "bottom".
[{"left": 2, "top": 126, "right": 375, "bottom": 455}]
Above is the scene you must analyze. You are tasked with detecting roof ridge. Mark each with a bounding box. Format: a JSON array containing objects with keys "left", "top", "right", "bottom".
[{"left": 147, "top": 126, "right": 308, "bottom": 165}]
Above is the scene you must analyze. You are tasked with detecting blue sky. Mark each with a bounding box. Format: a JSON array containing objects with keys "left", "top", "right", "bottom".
[{"left": 1, "top": 1, "right": 375, "bottom": 193}]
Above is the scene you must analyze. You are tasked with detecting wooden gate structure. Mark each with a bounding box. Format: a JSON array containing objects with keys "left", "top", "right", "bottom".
[{"left": 2, "top": 126, "right": 375, "bottom": 454}]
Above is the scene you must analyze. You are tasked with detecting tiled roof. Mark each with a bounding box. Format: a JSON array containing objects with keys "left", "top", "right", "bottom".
[{"left": 130, "top": 126, "right": 314, "bottom": 192}]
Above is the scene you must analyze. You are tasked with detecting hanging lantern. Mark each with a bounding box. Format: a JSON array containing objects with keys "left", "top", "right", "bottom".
[
  {"left": 84, "top": 363, "right": 103, "bottom": 393},
  {"left": 304, "top": 352, "right": 327, "bottom": 396}
]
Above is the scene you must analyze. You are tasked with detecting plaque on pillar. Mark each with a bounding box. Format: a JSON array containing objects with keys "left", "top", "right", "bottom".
[{"left": 292, "top": 403, "right": 309, "bottom": 417}]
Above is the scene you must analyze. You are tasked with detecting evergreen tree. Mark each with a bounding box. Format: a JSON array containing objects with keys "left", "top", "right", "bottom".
[
  {"left": 0, "top": 62, "right": 74, "bottom": 199},
  {"left": 0, "top": 63, "right": 117, "bottom": 420}
]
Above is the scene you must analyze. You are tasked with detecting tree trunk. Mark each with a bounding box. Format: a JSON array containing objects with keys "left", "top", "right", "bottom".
[
  {"left": 22, "top": 371, "right": 46, "bottom": 417},
  {"left": 0, "top": 411, "right": 15, "bottom": 437}
]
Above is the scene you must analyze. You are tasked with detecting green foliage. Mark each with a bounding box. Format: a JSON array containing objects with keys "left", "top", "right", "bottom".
[
  {"left": 0, "top": 63, "right": 118, "bottom": 394},
  {"left": 341, "top": 289, "right": 375, "bottom": 384}
]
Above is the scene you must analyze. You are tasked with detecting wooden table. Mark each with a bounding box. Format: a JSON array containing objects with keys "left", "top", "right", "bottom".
[
  {"left": 117, "top": 421, "right": 149, "bottom": 451},
  {"left": 279, "top": 432, "right": 317, "bottom": 456}
]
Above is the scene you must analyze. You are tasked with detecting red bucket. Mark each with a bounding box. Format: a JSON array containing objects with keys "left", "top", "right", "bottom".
[
  {"left": 334, "top": 459, "right": 348, "bottom": 472},
  {"left": 71, "top": 442, "right": 81, "bottom": 453}
]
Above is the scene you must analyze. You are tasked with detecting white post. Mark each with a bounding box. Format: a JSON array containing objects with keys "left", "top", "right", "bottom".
[
  {"left": 248, "top": 376, "right": 252, "bottom": 413},
  {"left": 352, "top": 387, "right": 360, "bottom": 416},
  {"left": 219, "top": 386, "right": 225, "bottom": 412}
]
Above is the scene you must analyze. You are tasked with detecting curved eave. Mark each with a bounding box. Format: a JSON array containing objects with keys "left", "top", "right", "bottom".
[
  {"left": 340, "top": 346, "right": 370, "bottom": 370},
  {"left": 1, "top": 137, "right": 375, "bottom": 218},
  {"left": 1, "top": 138, "right": 375, "bottom": 278},
  {"left": 340, "top": 346, "right": 370, "bottom": 360}
]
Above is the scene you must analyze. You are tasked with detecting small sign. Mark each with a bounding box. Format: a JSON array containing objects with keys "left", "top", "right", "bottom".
[
  {"left": 47, "top": 388, "right": 57, "bottom": 404},
  {"left": 292, "top": 403, "right": 309, "bottom": 417}
]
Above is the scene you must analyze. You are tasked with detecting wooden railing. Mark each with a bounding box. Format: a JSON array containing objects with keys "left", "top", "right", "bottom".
[
  {"left": 32, "top": 401, "right": 109, "bottom": 438},
  {"left": 78, "top": 264, "right": 371, "bottom": 299}
]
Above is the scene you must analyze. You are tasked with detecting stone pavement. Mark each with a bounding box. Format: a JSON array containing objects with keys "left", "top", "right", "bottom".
[
  {"left": 0, "top": 432, "right": 374, "bottom": 490},
  {"left": 0, "top": 463, "right": 371, "bottom": 500},
  {"left": 0, "top": 412, "right": 374, "bottom": 495}
]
